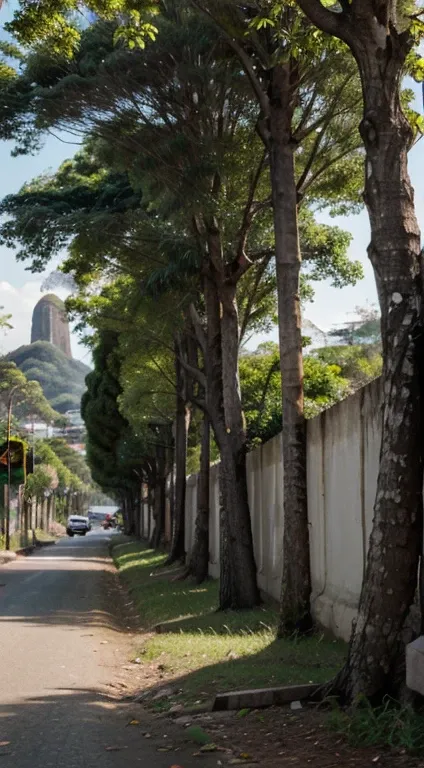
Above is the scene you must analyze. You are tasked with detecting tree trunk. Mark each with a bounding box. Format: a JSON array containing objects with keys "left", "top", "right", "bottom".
[
  {"left": 24, "top": 498, "right": 30, "bottom": 547},
  {"left": 187, "top": 412, "right": 210, "bottom": 583},
  {"left": 135, "top": 492, "right": 142, "bottom": 538},
  {"left": 292, "top": 3, "right": 424, "bottom": 699},
  {"left": 121, "top": 496, "right": 129, "bottom": 534},
  {"left": 168, "top": 351, "right": 190, "bottom": 563},
  {"left": 140, "top": 484, "right": 145, "bottom": 539},
  {"left": 40, "top": 499, "right": 46, "bottom": 531},
  {"left": 147, "top": 485, "right": 153, "bottom": 542},
  {"left": 218, "top": 437, "right": 259, "bottom": 608},
  {"left": 46, "top": 496, "right": 51, "bottom": 533},
  {"left": 335, "top": 50, "right": 423, "bottom": 701},
  {"left": 204, "top": 251, "right": 260, "bottom": 609},
  {"left": 150, "top": 446, "right": 166, "bottom": 549},
  {"left": 268, "top": 64, "right": 312, "bottom": 635},
  {"left": 128, "top": 493, "right": 136, "bottom": 535},
  {"left": 150, "top": 483, "right": 163, "bottom": 548},
  {"left": 0, "top": 487, "right": 5, "bottom": 540}
]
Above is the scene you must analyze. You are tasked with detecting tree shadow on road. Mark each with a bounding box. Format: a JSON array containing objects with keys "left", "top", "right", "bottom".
[
  {"left": 0, "top": 565, "right": 137, "bottom": 633},
  {"left": 0, "top": 688, "right": 219, "bottom": 768}
]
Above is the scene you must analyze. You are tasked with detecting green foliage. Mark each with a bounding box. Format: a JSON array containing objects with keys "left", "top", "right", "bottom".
[
  {"left": 8, "top": 341, "right": 90, "bottom": 413},
  {"left": 315, "top": 345, "right": 382, "bottom": 390},
  {"left": 328, "top": 304, "right": 381, "bottom": 346},
  {"left": 112, "top": 540, "right": 346, "bottom": 707},
  {"left": 300, "top": 208, "right": 363, "bottom": 291},
  {"left": 81, "top": 329, "right": 140, "bottom": 497},
  {"left": 0, "top": 148, "right": 143, "bottom": 272},
  {"left": 327, "top": 696, "right": 424, "bottom": 756},
  {"left": 24, "top": 464, "right": 53, "bottom": 501},
  {"left": 33, "top": 439, "right": 73, "bottom": 490},
  {"left": 0, "top": 307, "right": 12, "bottom": 331},
  {"left": 45, "top": 437, "right": 92, "bottom": 484},
  {"left": 239, "top": 344, "right": 351, "bottom": 444},
  {"left": 24, "top": 435, "right": 88, "bottom": 501},
  {"left": 6, "top": 0, "right": 160, "bottom": 56},
  {"left": 0, "top": 2, "right": 371, "bottom": 496},
  {"left": 0, "top": 358, "right": 62, "bottom": 424}
]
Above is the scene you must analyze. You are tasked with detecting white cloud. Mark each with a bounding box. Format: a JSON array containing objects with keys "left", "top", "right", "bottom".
[{"left": 0, "top": 281, "right": 90, "bottom": 364}]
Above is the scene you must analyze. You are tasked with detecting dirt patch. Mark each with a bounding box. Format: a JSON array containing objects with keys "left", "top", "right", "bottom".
[
  {"left": 163, "top": 706, "right": 424, "bottom": 768},
  {"left": 112, "top": 540, "right": 422, "bottom": 766}
]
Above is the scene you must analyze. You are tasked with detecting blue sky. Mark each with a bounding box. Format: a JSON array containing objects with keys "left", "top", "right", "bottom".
[{"left": 0, "top": 6, "right": 423, "bottom": 362}]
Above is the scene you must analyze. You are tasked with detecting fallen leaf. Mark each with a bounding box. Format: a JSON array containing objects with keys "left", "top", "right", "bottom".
[
  {"left": 200, "top": 744, "right": 218, "bottom": 753},
  {"left": 186, "top": 726, "right": 212, "bottom": 745},
  {"left": 157, "top": 747, "right": 173, "bottom": 752},
  {"left": 105, "top": 746, "right": 127, "bottom": 752},
  {"left": 128, "top": 719, "right": 140, "bottom": 726}
]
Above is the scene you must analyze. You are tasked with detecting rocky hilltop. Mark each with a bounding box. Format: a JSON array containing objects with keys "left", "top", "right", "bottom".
[
  {"left": 31, "top": 294, "right": 72, "bottom": 359},
  {"left": 8, "top": 294, "right": 90, "bottom": 413}
]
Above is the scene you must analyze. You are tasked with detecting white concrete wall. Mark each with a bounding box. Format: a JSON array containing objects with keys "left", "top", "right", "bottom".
[
  {"left": 307, "top": 379, "right": 381, "bottom": 639},
  {"left": 184, "top": 377, "right": 383, "bottom": 641}
]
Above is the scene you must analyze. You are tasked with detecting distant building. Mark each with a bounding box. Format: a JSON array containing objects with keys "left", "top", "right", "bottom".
[
  {"left": 65, "top": 410, "right": 84, "bottom": 428},
  {"left": 31, "top": 294, "right": 72, "bottom": 359},
  {"left": 69, "top": 443, "right": 86, "bottom": 456},
  {"left": 20, "top": 422, "right": 54, "bottom": 439}
]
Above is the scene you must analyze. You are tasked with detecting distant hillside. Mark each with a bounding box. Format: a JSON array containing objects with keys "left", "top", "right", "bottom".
[{"left": 8, "top": 341, "right": 90, "bottom": 413}]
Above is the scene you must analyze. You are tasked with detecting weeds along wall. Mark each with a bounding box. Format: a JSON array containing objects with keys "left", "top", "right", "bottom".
[{"left": 184, "top": 377, "right": 382, "bottom": 642}]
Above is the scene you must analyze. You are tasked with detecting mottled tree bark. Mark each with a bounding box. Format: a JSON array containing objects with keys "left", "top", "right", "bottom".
[
  {"left": 268, "top": 63, "right": 312, "bottom": 635},
  {"left": 296, "top": 0, "right": 424, "bottom": 700},
  {"left": 204, "top": 250, "right": 260, "bottom": 610}
]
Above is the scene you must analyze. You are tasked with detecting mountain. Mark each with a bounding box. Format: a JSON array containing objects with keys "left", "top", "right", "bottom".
[
  {"left": 31, "top": 294, "right": 72, "bottom": 358},
  {"left": 8, "top": 341, "right": 90, "bottom": 413}
]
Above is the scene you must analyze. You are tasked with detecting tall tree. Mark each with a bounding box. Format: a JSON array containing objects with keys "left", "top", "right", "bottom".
[
  {"left": 81, "top": 329, "right": 140, "bottom": 521},
  {"left": 0, "top": 8, "right": 362, "bottom": 610},
  {"left": 186, "top": 0, "right": 365, "bottom": 632},
  {"left": 290, "top": 0, "right": 424, "bottom": 700}
]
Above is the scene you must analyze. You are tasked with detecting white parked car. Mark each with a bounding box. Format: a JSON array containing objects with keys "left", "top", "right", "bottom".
[{"left": 66, "top": 515, "right": 91, "bottom": 537}]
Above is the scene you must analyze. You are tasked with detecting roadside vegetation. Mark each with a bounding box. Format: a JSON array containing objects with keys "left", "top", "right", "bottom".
[
  {"left": 112, "top": 539, "right": 346, "bottom": 709},
  {"left": 1, "top": 0, "right": 423, "bottom": 732}
]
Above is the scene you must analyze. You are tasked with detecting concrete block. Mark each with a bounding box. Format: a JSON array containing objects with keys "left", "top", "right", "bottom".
[
  {"left": 213, "top": 683, "right": 320, "bottom": 711},
  {"left": 406, "top": 635, "right": 424, "bottom": 694}
]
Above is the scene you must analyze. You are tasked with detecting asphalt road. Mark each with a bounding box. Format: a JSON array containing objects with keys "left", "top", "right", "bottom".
[{"left": 0, "top": 530, "right": 216, "bottom": 767}]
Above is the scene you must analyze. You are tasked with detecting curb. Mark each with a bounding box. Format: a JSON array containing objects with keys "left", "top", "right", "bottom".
[
  {"left": 213, "top": 683, "right": 320, "bottom": 711},
  {"left": 0, "top": 552, "right": 17, "bottom": 565},
  {"left": 16, "top": 540, "right": 57, "bottom": 556},
  {"left": 15, "top": 546, "right": 35, "bottom": 557},
  {"left": 8, "top": 539, "right": 58, "bottom": 559}
]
